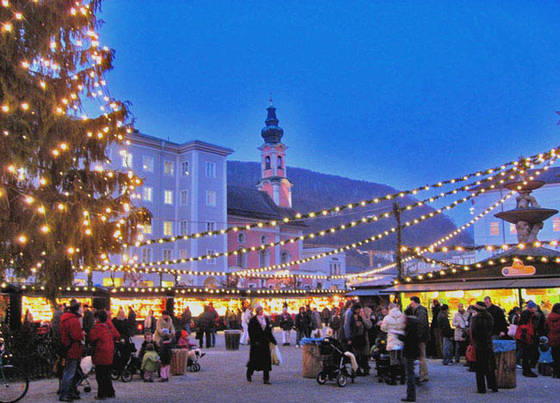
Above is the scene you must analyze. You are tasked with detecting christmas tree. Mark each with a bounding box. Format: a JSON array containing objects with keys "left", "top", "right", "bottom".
[{"left": 0, "top": 0, "right": 149, "bottom": 302}]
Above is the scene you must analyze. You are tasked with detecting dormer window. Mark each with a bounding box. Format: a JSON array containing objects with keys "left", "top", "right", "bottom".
[
  {"left": 277, "top": 156, "right": 283, "bottom": 169},
  {"left": 265, "top": 156, "right": 271, "bottom": 170}
]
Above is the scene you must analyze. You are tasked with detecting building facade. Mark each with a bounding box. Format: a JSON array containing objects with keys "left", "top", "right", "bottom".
[
  {"left": 298, "top": 247, "right": 346, "bottom": 289},
  {"left": 76, "top": 133, "right": 233, "bottom": 287},
  {"left": 227, "top": 104, "right": 305, "bottom": 288}
]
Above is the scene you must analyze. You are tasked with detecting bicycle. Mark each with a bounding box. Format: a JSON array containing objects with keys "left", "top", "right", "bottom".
[{"left": 0, "top": 338, "right": 29, "bottom": 403}]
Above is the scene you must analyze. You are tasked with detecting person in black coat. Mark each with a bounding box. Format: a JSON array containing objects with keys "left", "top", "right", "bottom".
[
  {"left": 246, "top": 305, "right": 277, "bottom": 384},
  {"left": 471, "top": 302, "right": 498, "bottom": 394},
  {"left": 484, "top": 296, "right": 507, "bottom": 339},
  {"left": 402, "top": 308, "right": 421, "bottom": 402},
  {"left": 295, "top": 307, "right": 311, "bottom": 347}
]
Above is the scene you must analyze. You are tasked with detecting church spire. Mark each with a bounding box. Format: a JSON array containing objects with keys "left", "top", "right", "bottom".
[{"left": 261, "top": 101, "right": 284, "bottom": 144}]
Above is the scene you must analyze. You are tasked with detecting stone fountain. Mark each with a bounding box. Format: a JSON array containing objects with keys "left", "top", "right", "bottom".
[{"left": 495, "top": 179, "right": 558, "bottom": 243}]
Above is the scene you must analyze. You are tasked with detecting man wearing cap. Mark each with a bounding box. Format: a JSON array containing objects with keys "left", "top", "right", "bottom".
[{"left": 59, "top": 299, "right": 84, "bottom": 401}]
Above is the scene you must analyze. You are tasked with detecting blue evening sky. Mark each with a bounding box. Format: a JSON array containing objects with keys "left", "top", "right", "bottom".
[{"left": 99, "top": 1, "right": 560, "bottom": 224}]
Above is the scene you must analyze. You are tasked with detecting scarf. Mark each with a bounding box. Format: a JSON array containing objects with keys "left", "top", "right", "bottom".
[{"left": 257, "top": 315, "right": 267, "bottom": 330}]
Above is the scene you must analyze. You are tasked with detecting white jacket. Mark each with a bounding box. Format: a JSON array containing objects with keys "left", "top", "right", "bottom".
[
  {"left": 452, "top": 311, "right": 468, "bottom": 341},
  {"left": 242, "top": 309, "right": 251, "bottom": 327},
  {"left": 380, "top": 307, "right": 406, "bottom": 351}
]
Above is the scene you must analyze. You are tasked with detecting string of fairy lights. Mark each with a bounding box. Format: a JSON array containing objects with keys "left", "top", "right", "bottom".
[
  {"left": 344, "top": 156, "right": 557, "bottom": 282},
  {"left": 1, "top": 0, "right": 145, "bottom": 254},
  {"left": 75, "top": 154, "right": 549, "bottom": 284},
  {"left": 126, "top": 148, "right": 558, "bottom": 248},
  {"left": 88, "top": 151, "right": 553, "bottom": 272}
]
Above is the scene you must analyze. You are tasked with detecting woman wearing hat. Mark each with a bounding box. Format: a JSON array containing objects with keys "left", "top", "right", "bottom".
[
  {"left": 470, "top": 302, "right": 498, "bottom": 393},
  {"left": 246, "top": 305, "right": 277, "bottom": 384}
]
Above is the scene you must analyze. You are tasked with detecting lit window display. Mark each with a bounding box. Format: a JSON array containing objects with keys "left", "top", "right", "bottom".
[
  {"left": 250, "top": 295, "right": 346, "bottom": 315},
  {"left": 521, "top": 288, "right": 560, "bottom": 314},
  {"left": 401, "top": 289, "right": 519, "bottom": 320},
  {"left": 110, "top": 297, "right": 166, "bottom": 320},
  {"left": 174, "top": 298, "right": 241, "bottom": 317},
  {"left": 22, "top": 296, "right": 92, "bottom": 323}
]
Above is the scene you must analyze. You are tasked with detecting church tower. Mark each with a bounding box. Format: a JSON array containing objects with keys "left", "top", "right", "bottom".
[{"left": 257, "top": 102, "right": 293, "bottom": 207}]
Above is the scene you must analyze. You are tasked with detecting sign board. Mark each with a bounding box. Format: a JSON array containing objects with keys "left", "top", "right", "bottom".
[{"left": 501, "top": 259, "right": 536, "bottom": 277}]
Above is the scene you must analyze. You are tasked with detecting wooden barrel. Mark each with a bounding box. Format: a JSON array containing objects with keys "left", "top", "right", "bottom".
[
  {"left": 170, "top": 348, "right": 188, "bottom": 376},
  {"left": 225, "top": 330, "right": 242, "bottom": 350},
  {"left": 495, "top": 350, "right": 516, "bottom": 388},
  {"left": 302, "top": 344, "right": 321, "bottom": 378}
]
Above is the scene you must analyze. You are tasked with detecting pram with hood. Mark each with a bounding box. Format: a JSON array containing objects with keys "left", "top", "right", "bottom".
[
  {"left": 370, "top": 333, "right": 391, "bottom": 383},
  {"left": 316, "top": 337, "right": 357, "bottom": 387},
  {"left": 111, "top": 337, "right": 140, "bottom": 382}
]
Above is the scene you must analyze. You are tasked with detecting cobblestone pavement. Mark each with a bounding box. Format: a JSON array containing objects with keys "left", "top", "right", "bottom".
[{"left": 23, "top": 331, "right": 558, "bottom": 403}]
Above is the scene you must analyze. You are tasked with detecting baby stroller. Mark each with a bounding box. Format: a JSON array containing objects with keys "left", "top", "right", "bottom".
[
  {"left": 187, "top": 349, "right": 205, "bottom": 372},
  {"left": 76, "top": 355, "right": 93, "bottom": 394},
  {"left": 112, "top": 338, "right": 139, "bottom": 382},
  {"left": 316, "top": 337, "right": 357, "bottom": 387},
  {"left": 370, "top": 334, "right": 391, "bottom": 383}
]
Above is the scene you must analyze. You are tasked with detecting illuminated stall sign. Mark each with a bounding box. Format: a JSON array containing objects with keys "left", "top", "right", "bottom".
[{"left": 501, "top": 260, "right": 536, "bottom": 277}]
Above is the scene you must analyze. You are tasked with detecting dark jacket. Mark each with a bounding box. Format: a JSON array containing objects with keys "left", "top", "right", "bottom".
[
  {"left": 279, "top": 313, "right": 294, "bottom": 331},
  {"left": 487, "top": 304, "right": 508, "bottom": 336},
  {"left": 321, "top": 308, "right": 331, "bottom": 325},
  {"left": 295, "top": 312, "right": 311, "bottom": 333},
  {"left": 413, "top": 305, "right": 429, "bottom": 342},
  {"left": 329, "top": 314, "right": 342, "bottom": 331},
  {"left": 471, "top": 310, "right": 495, "bottom": 374},
  {"left": 60, "top": 312, "right": 84, "bottom": 359},
  {"left": 546, "top": 311, "right": 560, "bottom": 347},
  {"left": 431, "top": 304, "right": 441, "bottom": 329},
  {"left": 88, "top": 320, "right": 120, "bottom": 366},
  {"left": 83, "top": 309, "right": 95, "bottom": 334},
  {"left": 247, "top": 316, "right": 276, "bottom": 372},
  {"left": 112, "top": 318, "right": 130, "bottom": 338},
  {"left": 349, "top": 314, "right": 367, "bottom": 349},
  {"left": 403, "top": 316, "right": 421, "bottom": 359},
  {"left": 437, "top": 311, "right": 453, "bottom": 339},
  {"left": 159, "top": 339, "right": 173, "bottom": 366}
]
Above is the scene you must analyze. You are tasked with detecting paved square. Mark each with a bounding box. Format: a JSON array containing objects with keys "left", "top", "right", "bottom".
[{"left": 25, "top": 331, "right": 558, "bottom": 403}]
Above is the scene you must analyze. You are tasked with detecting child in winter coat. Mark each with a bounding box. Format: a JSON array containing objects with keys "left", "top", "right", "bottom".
[
  {"left": 159, "top": 332, "right": 173, "bottom": 382},
  {"left": 141, "top": 343, "right": 159, "bottom": 382},
  {"left": 538, "top": 336, "right": 553, "bottom": 376},
  {"left": 380, "top": 304, "right": 406, "bottom": 385}
]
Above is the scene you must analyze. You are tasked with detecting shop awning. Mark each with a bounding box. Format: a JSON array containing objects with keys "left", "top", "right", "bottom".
[
  {"left": 346, "top": 289, "right": 387, "bottom": 297},
  {"left": 383, "top": 277, "right": 560, "bottom": 293}
]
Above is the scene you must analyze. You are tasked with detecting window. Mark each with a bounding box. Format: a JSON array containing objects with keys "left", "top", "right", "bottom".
[
  {"left": 181, "top": 161, "right": 189, "bottom": 176},
  {"left": 277, "top": 156, "right": 282, "bottom": 169},
  {"left": 163, "top": 249, "right": 172, "bottom": 261},
  {"left": 238, "top": 233, "right": 246, "bottom": 244},
  {"left": 236, "top": 253, "right": 247, "bottom": 268},
  {"left": 206, "top": 221, "right": 216, "bottom": 232},
  {"left": 205, "top": 161, "right": 216, "bottom": 178},
  {"left": 180, "top": 190, "right": 188, "bottom": 206},
  {"left": 164, "top": 161, "right": 174, "bottom": 175},
  {"left": 121, "top": 150, "right": 133, "bottom": 168},
  {"left": 143, "top": 186, "right": 153, "bottom": 202},
  {"left": 180, "top": 220, "right": 188, "bottom": 235},
  {"left": 207, "top": 249, "right": 216, "bottom": 265},
  {"left": 164, "top": 190, "right": 173, "bottom": 205},
  {"left": 142, "top": 156, "right": 154, "bottom": 172},
  {"left": 139, "top": 223, "right": 152, "bottom": 235},
  {"left": 205, "top": 190, "right": 216, "bottom": 207},
  {"left": 163, "top": 221, "right": 173, "bottom": 236},
  {"left": 510, "top": 223, "right": 517, "bottom": 234},
  {"left": 142, "top": 248, "right": 151, "bottom": 263},
  {"left": 261, "top": 235, "right": 267, "bottom": 244},
  {"left": 265, "top": 156, "right": 271, "bottom": 170},
  {"left": 280, "top": 251, "right": 290, "bottom": 264},
  {"left": 490, "top": 222, "right": 499, "bottom": 236},
  {"left": 554, "top": 217, "right": 560, "bottom": 232},
  {"left": 180, "top": 249, "right": 188, "bottom": 259},
  {"left": 259, "top": 250, "right": 269, "bottom": 267}
]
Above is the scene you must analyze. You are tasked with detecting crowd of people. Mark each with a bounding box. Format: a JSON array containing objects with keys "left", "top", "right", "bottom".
[
  {"left": 49, "top": 301, "right": 205, "bottom": 401},
  {"left": 20, "top": 296, "right": 560, "bottom": 401}
]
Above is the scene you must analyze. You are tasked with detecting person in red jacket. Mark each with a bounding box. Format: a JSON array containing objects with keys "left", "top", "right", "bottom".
[
  {"left": 546, "top": 303, "right": 560, "bottom": 378},
  {"left": 59, "top": 300, "right": 84, "bottom": 402},
  {"left": 89, "top": 309, "right": 120, "bottom": 400}
]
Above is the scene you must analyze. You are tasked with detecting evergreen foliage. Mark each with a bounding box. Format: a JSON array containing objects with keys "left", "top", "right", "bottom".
[{"left": 0, "top": 0, "right": 149, "bottom": 301}]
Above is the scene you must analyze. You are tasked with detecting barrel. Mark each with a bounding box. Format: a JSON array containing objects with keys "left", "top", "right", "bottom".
[
  {"left": 170, "top": 348, "right": 188, "bottom": 376},
  {"left": 493, "top": 340, "right": 516, "bottom": 389},
  {"left": 225, "top": 330, "right": 242, "bottom": 350},
  {"left": 302, "top": 344, "right": 322, "bottom": 378}
]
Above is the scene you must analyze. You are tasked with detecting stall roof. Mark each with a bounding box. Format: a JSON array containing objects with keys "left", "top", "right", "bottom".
[
  {"left": 383, "top": 277, "right": 560, "bottom": 293},
  {"left": 346, "top": 289, "right": 387, "bottom": 297}
]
